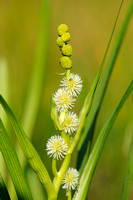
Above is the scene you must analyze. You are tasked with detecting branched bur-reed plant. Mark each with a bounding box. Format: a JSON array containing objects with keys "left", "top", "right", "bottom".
[{"left": 0, "top": 0, "right": 133, "bottom": 200}]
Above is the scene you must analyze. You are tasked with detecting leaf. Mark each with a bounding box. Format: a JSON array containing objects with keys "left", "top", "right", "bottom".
[
  {"left": 0, "top": 95, "right": 57, "bottom": 199},
  {"left": 77, "top": 0, "right": 132, "bottom": 172},
  {"left": 0, "top": 120, "right": 33, "bottom": 200},
  {"left": 0, "top": 59, "right": 9, "bottom": 123},
  {"left": 0, "top": 59, "right": 9, "bottom": 179},
  {"left": 21, "top": 0, "right": 51, "bottom": 139},
  {"left": 78, "top": 0, "right": 124, "bottom": 125},
  {"left": 121, "top": 131, "right": 133, "bottom": 200},
  {"left": 74, "top": 81, "right": 133, "bottom": 200},
  {"left": 26, "top": 169, "right": 47, "bottom": 200},
  {"left": 6, "top": 1, "right": 51, "bottom": 198},
  {"left": 0, "top": 172, "right": 10, "bottom": 200},
  {"left": 15, "top": 0, "right": 51, "bottom": 170}
]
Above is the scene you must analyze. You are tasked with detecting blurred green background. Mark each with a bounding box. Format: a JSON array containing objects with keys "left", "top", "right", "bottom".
[{"left": 0, "top": 0, "right": 133, "bottom": 199}]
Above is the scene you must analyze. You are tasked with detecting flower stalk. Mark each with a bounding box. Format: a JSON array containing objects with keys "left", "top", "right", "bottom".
[
  {"left": 52, "top": 158, "right": 58, "bottom": 177},
  {"left": 46, "top": 24, "right": 82, "bottom": 198}
]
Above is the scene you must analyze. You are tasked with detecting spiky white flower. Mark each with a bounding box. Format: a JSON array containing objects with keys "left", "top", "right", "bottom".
[
  {"left": 63, "top": 112, "right": 79, "bottom": 135},
  {"left": 60, "top": 73, "right": 83, "bottom": 97},
  {"left": 62, "top": 168, "right": 79, "bottom": 191},
  {"left": 53, "top": 88, "right": 75, "bottom": 112},
  {"left": 46, "top": 135, "right": 68, "bottom": 160}
]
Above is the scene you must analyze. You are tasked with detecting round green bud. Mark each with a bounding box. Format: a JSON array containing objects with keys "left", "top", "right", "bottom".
[
  {"left": 56, "top": 37, "right": 64, "bottom": 47},
  {"left": 58, "top": 24, "right": 68, "bottom": 36},
  {"left": 62, "top": 44, "right": 72, "bottom": 56},
  {"left": 61, "top": 32, "right": 71, "bottom": 43},
  {"left": 60, "top": 56, "right": 72, "bottom": 70}
]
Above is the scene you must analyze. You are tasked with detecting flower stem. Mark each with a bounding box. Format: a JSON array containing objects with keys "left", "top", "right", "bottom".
[
  {"left": 54, "top": 153, "right": 71, "bottom": 192},
  {"left": 52, "top": 158, "right": 58, "bottom": 177},
  {"left": 61, "top": 131, "right": 70, "bottom": 147},
  {"left": 66, "top": 69, "right": 71, "bottom": 80},
  {"left": 67, "top": 189, "right": 71, "bottom": 200}
]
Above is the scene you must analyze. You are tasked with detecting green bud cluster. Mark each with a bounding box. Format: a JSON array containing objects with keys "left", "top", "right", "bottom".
[
  {"left": 57, "top": 24, "right": 73, "bottom": 70},
  {"left": 60, "top": 56, "right": 72, "bottom": 69}
]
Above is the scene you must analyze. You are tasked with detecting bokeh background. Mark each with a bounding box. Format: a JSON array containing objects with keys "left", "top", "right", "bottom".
[{"left": 0, "top": 0, "right": 133, "bottom": 199}]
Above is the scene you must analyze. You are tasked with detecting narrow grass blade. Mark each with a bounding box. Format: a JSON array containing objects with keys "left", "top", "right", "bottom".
[
  {"left": 121, "top": 131, "right": 133, "bottom": 200},
  {"left": 26, "top": 169, "right": 47, "bottom": 200},
  {"left": 0, "top": 172, "right": 10, "bottom": 200},
  {"left": 15, "top": 0, "right": 51, "bottom": 170},
  {"left": 7, "top": 1, "right": 51, "bottom": 198},
  {"left": 77, "top": 0, "right": 133, "bottom": 171},
  {"left": 21, "top": 0, "right": 51, "bottom": 137},
  {"left": 0, "top": 59, "right": 9, "bottom": 123},
  {"left": 0, "top": 59, "right": 9, "bottom": 179},
  {"left": 0, "top": 120, "right": 33, "bottom": 200},
  {"left": 74, "top": 81, "right": 133, "bottom": 200},
  {"left": 79, "top": 0, "right": 124, "bottom": 123},
  {"left": 0, "top": 95, "right": 57, "bottom": 199}
]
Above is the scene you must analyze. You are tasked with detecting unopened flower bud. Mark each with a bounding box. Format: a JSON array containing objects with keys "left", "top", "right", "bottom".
[
  {"left": 62, "top": 44, "right": 72, "bottom": 56},
  {"left": 60, "top": 56, "right": 72, "bottom": 70},
  {"left": 57, "top": 37, "right": 64, "bottom": 47},
  {"left": 61, "top": 32, "right": 71, "bottom": 43},
  {"left": 58, "top": 24, "right": 68, "bottom": 36}
]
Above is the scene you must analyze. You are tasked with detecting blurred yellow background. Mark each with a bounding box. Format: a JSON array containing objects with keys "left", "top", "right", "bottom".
[{"left": 0, "top": 0, "right": 133, "bottom": 199}]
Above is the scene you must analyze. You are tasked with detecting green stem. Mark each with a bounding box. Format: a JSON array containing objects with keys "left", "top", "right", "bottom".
[
  {"left": 67, "top": 189, "right": 71, "bottom": 200},
  {"left": 54, "top": 153, "right": 71, "bottom": 193},
  {"left": 61, "top": 131, "right": 70, "bottom": 147},
  {"left": 66, "top": 69, "right": 71, "bottom": 80},
  {"left": 52, "top": 158, "right": 58, "bottom": 177}
]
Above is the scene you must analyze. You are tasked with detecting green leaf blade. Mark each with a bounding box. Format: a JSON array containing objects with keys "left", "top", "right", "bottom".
[
  {"left": 15, "top": 0, "right": 51, "bottom": 174},
  {"left": 21, "top": 0, "right": 51, "bottom": 138},
  {"left": 0, "top": 120, "right": 33, "bottom": 200},
  {"left": 121, "top": 131, "right": 133, "bottom": 200},
  {"left": 0, "top": 172, "right": 11, "bottom": 200},
  {"left": 75, "top": 81, "right": 133, "bottom": 200},
  {"left": 77, "top": 0, "right": 133, "bottom": 172},
  {"left": 0, "top": 59, "right": 10, "bottom": 179},
  {"left": 0, "top": 95, "right": 57, "bottom": 199}
]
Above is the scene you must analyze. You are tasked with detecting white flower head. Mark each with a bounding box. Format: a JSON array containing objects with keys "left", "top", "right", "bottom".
[
  {"left": 62, "top": 168, "right": 79, "bottom": 191},
  {"left": 53, "top": 88, "right": 75, "bottom": 112},
  {"left": 46, "top": 135, "right": 68, "bottom": 160},
  {"left": 60, "top": 73, "right": 83, "bottom": 97},
  {"left": 63, "top": 112, "right": 79, "bottom": 135}
]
